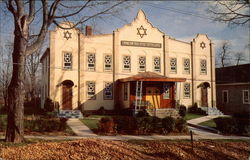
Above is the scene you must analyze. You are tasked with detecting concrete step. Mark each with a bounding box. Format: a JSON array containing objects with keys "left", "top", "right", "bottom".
[
  {"left": 146, "top": 109, "right": 180, "bottom": 119},
  {"left": 57, "top": 110, "right": 83, "bottom": 119}
]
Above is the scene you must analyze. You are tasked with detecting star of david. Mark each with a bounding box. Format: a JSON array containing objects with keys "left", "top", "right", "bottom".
[
  {"left": 137, "top": 25, "right": 147, "bottom": 38},
  {"left": 200, "top": 42, "right": 206, "bottom": 49},
  {"left": 64, "top": 31, "right": 72, "bottom": 40}
]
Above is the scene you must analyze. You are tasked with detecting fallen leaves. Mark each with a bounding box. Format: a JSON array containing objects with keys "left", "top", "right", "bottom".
[{"left": 0, "top": 139, "right": 249, "bottom": 160}]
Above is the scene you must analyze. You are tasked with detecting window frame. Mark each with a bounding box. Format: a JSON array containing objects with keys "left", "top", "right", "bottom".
[
  {"left": 153, "top": 56, "right": 161, "bottom": 72},
  {"left": 86, "top": 81, "right": 96, "bottom": 100},
  {"left": 103, "top": 54, "right": 112, "bottom": 72},
  {"left": 163, "top": 83, "right": 170, "bottom": 99},
  {"left": 183, "top": 83, "right": 190, "bottom": 98},
  {"left": 138, "top": 56, "right": 146, "bottom": 72},
  {"left": 242, "top": 90, "right": 250, "bottom": 104},
  {"left": 170, "top": 57, "right": 177, "bottom": 73},
  {"left": 200, "top": 59, "right": 207, "bottom": 75},
  {"left": 122, "top": 55, "right": 131, "bottom": 72},
  {"left": 87, "top": 53, "right": 96, "bottom": 71},
  {"left": 103, "top": 82, "right": 113, "bottom": 100},
  {"left": 222, "top": 90, "right": 228, "bottom": 103},
  {"left": 183, "top": 58, "right": 190, "bottom": 74},
  {"left": 63, "top": 52, "right": 72, "bottom": 70}
]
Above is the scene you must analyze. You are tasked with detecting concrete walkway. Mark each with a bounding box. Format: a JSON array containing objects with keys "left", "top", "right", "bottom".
[{"left": 66, "top": 119, "right": 97, "bottom": 137}]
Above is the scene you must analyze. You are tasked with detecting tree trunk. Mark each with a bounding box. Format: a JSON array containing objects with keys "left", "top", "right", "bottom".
[{"left": 5, "top": 29, "right": 27, "bottom": 142}]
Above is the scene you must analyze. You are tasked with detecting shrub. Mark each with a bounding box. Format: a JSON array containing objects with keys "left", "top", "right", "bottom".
[
  {"left": 179, "top": 105, "right": 187, "bottom": 117},
  {"left": 175, "top": 118, "right": 188, "bottom": 133},
  {"left": 136, "top": 109, "right": 149, "bottom": 117},
  {"left": 44, "top": 98, "right": 55, "bottom": 112},
  {"left": 96, "top": 106, "right": 106, "bottom": 115},
  {"left": 113, "top": 116, "right": 137, "bottom": 133},
  {"left": 162, "top": 116, "right": 175, "bottom": 134},
  {"left": 214, "top": 117, "right": 238, "bottom": 134},
  {"left": 188, "top": 103, "right": 198, "bottom": 113},
  {"left": 136, "top": 117, "right": 154, "bottom": 134},
  {"left": 98, "top": 117, "right": 116, "bottom": 134}
]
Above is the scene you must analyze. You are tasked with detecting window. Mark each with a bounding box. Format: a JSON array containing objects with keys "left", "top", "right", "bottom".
[
  {"left": 104, "top": 82, "right": 113, "bottom": 100},
  {"left": 104, "top": 55, "right": 112, "bottom": 71},
  {"left": 87, "top": 53, "right": 95, "bottom": 71},
  {"left": 170, "top": 58, "right": 177, "bottom": 73},
  {"left": 124, "top": 83, "right": 128, "bottom": 100},
  {"left": 163, "top": 83, "right": 170, "bottom": 99},
  {"left": 87, "top": 81, "right": 96, "bottom": 100},
  {"left": 153, "top": 57, "right": 161, "bottom": 72},
  {"left": 138, "top": 56, "right": 146, "bottom": 72},
  {"left": 183, "top": 58, "right": 190, "bottom": 74},
  {"left": 243, "top": 90, "right": 250, "bottom": 104},
  {"left": 63, "top": 52, "right": 72, "bottom": 69},
  {"left": 123, "top": 55, "right": 131, "bottom": 71},
  {"left": 222, "top": 90, "right": 228, "bottom": 103},
  {"left": 183, "top": 83, "right": 190, "bottom": 98},
  {"left": 200, "top": 59, "right": 207, "bottom": 74}
]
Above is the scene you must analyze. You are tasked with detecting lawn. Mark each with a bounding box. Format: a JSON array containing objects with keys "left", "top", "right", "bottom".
[
  {"left": 184, "top": 113, "right": 205, "bottom": 121},
  {"left": 80, "top": 118, "right": 99, "bottom": 130},
  {"left": 199, "top": 119, "right": 216, "bottom": 129}
]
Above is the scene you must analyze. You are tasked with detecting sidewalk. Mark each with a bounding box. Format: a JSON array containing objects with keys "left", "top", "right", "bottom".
[{"left": 66, "top": 119, "right": 97, "bottom": 137}]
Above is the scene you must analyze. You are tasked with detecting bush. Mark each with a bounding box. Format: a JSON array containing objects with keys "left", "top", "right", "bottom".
[
  {"left": 175, "top": 118, "right": 188, "bottom": 133},
  {"left": 96, "top": 106, "right": 106, "bottom": 115},
  {"left": 162, "top": 116, "right": 175, "bottom": 134},
  {"left": 113, "top": 116, "right": 137, "bottom": 133},
  {"left": 136, "top": 109, "right": 149, "bottom": 117},
  {"left": 136, "top": 117, "right": 154, "bottom": 134},
  {"left": 98, "top": 117, "right": 116, "bottom": 134},
  {"left": 179, "top": 105, "right": 187, "bottom": 117},
  {"left": 44, "top": 98, "right": 55, "bottom": 112},
  {"left": 214, "top": 117, "right": 238, "bottom": 134},
  {"left": 188, "top": 103, "right": 198, "bottom": 113}
]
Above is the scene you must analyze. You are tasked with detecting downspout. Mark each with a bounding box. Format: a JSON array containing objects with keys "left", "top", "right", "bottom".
[
  {"left": 191, "top": 42, "right": 194, "bottom": 107},
  {"left": 210, "top": 42, "right": 214, "bottom": 108},
  {"left": 113, "top": 31, "right": 116, "bottom": 108},
  {"left": 78, "top": 33, "right": 80, "bottom": 109},
  {"left": 48, "top": 49, "right": 50, "bottom": 99},
  {"left": 163, "top": 35, "right": 166, "bottom": 76}
]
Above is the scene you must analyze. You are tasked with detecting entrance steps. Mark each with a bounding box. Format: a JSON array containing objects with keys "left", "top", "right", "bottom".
[
  {"left": 57, "top": 110, "right": 83, "bottom": 119},
  {"left": 146, "top": 109, "right": 180, "bottom": 119},
  {"left": 200, "top": 107, "right": 224, "bottom": 116}
]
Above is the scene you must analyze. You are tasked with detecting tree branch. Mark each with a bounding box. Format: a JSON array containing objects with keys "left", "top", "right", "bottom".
[{"left": 27, "top": 0, "right": 35, "bottom": 24}]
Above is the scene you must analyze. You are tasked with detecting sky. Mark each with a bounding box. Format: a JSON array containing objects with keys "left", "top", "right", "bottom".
[{"left": 0, "top": 1, "right": 249, "bottom": 66}]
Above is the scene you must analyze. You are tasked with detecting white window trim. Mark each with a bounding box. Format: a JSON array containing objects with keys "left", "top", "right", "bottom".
[
  {"left": 86, "top": 81, "right": 96, "bottom": 100},
  {"left": 103, "top": 54, "right": 112, "bottom": 72},
  {"left": 153, "top": 56, "right": 161, "bottom": 72},
  {"left": 138, "top": 56, "right": 146, "bottom": 72},
  {"left": 63, "top": 52, "right": 73, "bottom": 70},
  {"left": 200, "top": 59, "right": 207, "bottom": 75},
  {"left": 122, "top": 55, "right": 131, "bottom": 72},
  {"left": 183, "top": 83, "right": 191, "bottom": 99},
  {"left": 103, "top": 82, "right": 113, "bottom": 100},
  {"left": 87, "top": 53, "right": 96, "bottom": 71},
  {"left": 170, "top": 57, "right": 177, "bottom": 74},
  {"left": 242, "top": 90, "right": 250, "bottom": 104},
  {"left": 183, "top": 58, "right": 190, "bottom": 74},
  {"left": 222, "top": 90, "right": 228, "bottom": 103}
]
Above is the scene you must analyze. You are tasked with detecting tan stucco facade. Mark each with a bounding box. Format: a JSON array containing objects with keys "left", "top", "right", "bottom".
[{"left": 40, "top": 10, "right": 216, "bottom": 111}]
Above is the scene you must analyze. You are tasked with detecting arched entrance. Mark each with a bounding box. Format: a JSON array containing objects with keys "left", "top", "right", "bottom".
[
  {"left": 62, "top": 80, "right": 74, "bottom": 110},
  {"left": 198, "top": 82, "right": 210, "bottom": 107}
]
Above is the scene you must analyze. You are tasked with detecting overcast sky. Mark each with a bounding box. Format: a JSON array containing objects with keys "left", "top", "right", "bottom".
[{"left": 0, "top": 1, "right": 249, "bottom": 65}]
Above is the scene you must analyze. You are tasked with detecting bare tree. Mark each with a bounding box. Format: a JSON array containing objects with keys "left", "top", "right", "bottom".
[
  {"left": 208, "top": 0, "right": 250, "bottom": 27},
  {"left": 4, "top": 0, "right": 129, "bottom": 142},
  {"left": 217, "top": 41, "right": 232, "bottom": 67},
  {"left": 0, "top": 43, "right": 12, "bottom": 112},
  {"left": 234, "top": 52, "right": 246, "bottom": 65}
]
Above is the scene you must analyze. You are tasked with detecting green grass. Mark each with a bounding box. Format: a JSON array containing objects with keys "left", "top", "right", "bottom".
[
  {"left": 86, "top": 115, "right": 111, "bottom": 119},
  {"left": 80, "top": 119, "right": 99, "bottom": 130},
  {"left": 199, "top": 119, "right": 216, "bottom": 129},
  {"left": 184, "top": 113, "right": 205, "bottom": 121}
]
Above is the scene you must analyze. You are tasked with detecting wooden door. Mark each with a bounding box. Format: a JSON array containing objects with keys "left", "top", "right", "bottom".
[
  {"left": 201, "top": 87, "right": 208, "bottom": 107},
  {"left": 62, "top": 84, "right": 73, "bottom": 110},
  {"left": 146, "top": 87, "right": 161, "bottom": 109}
]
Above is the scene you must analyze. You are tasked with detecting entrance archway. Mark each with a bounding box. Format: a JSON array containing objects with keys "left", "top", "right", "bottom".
[
  {"left": 61, "top": 80, "right": 74, "bottom": 110},
  {"left": 198, "top": 82, "right": 210, "bottom": 107}
]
